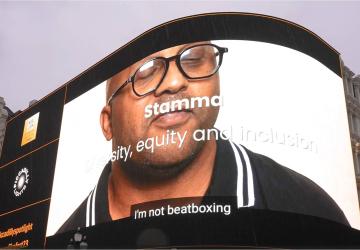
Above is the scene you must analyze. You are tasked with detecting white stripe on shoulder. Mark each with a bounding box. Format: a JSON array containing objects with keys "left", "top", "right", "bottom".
[
  {"left": 237, "top": 144, "right": 255, "bottom": 207},
  {"left": 229, "top": 141, "right": 244, "bottom": 208},
  {"left": 91, "top": 184, "right": 98, "bottom": 226},
  {"left": 86, "top": 189, "right": 94, "bottom": 227}
]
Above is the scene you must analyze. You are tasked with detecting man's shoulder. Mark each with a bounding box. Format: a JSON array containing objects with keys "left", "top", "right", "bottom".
[
  {"left": 56, "top": 197, "right": 88, "bottom": 234},
  {"left": 56, "top": 162, "right": 112, "bottom": 234},
  {"left": 245, "top": 148, "right": 326, "bottom": 196},
  {"left": 242, "top": 146, "right": 349, "bottom": 225}
]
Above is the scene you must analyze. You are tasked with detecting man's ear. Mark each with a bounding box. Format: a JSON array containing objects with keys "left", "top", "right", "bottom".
[{"left": 100, "top": 105, "right": 113, "bottom": 141}]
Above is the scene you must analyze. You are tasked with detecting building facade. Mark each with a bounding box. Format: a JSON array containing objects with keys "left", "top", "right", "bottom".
[
  {"left": 0, "top": 97, "right": 8, "bottom": 157},
  {"left": 342, "top": 64, "right": 360, "bottom": 203}
]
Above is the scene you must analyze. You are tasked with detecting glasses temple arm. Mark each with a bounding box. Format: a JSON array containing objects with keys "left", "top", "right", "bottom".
[
  {"left": 214, "top": 47, "right": 228, "bottom": 57},
  {"left": 107, "top": 79, "right": 130, "bottom": 105}
]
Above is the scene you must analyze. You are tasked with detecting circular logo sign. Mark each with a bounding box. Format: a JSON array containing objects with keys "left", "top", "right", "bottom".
[{"left": 13, "top": 168, "right": 30, "bottom": 197}]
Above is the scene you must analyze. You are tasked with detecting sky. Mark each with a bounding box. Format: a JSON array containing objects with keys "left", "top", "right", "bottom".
[{"left": 0, "top": 0, "right": 359, "bottom": 112}]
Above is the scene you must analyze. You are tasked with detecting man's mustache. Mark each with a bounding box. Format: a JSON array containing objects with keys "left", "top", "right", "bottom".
[{"left": 152, "top": 94, "right": 192, "bottom": 108}]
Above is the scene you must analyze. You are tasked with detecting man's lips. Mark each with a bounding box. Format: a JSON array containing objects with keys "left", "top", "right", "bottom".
[{"left": 151, "top": 109, "right": 192, "bottom": 128}]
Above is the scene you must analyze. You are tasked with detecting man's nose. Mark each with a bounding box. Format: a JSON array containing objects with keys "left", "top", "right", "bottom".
[{"left": 154, "top": 60, "right": 188, "bottom": 96}]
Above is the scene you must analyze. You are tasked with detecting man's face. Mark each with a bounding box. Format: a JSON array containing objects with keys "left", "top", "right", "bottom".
[{"left": 103, "top": 42, "right": 220, "bottom": 181}]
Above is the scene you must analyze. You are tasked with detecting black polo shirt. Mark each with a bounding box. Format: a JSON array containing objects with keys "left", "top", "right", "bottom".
[{"left": 58, "top": 138, "right": 349, "bottom": 233}]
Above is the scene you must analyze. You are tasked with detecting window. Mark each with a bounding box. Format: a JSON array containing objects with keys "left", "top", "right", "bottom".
[
  {"left": 352, "top": 115, "right": 357, "bottom": 134},
  {"left": 353, "top": 83, "right": 357, "bottom": 98}
]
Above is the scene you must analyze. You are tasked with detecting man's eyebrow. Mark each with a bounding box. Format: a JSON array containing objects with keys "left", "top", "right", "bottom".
[{"left": 174, "top": 43, "right": 192, "bottom": 54}]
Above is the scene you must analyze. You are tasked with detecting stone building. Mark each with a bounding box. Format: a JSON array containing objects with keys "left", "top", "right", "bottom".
[
  {"left": 0, "top": 97, "right": 9, "bottom": 157},
  {"left": 342, "top": 64, "right": 360, "bottom": 202}
]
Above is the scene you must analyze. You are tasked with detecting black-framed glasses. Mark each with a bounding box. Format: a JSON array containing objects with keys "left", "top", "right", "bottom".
[{"left": 107, "top": 43, "right": 228, "bottom": 104}]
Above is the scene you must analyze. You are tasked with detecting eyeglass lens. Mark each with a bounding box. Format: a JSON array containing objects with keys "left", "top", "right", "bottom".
[{"left": 180, "top": 45, "right": 220, "bottom": 78}]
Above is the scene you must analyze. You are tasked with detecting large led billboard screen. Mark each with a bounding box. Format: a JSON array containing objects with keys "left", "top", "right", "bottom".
[
  {"left": 1, "top": 13, "right": 360, "bottom": 248},
  {"left": 47, "top": 38, "right": 360, "bottom": 235}
]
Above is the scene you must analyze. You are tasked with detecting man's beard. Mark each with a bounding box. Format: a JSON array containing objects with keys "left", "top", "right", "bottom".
[{"left": 116, "top": 142, "right": 204, "bottom": 185}]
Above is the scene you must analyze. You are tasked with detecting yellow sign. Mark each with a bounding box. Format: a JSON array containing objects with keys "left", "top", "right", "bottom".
[{"left": 21, "top": 113, "right": 39, "bottom": 146}]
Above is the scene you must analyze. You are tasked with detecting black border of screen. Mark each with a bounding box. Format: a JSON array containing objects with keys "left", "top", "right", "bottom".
[{"left": 64, "top": 12, "right": 341, "bottom": 104}]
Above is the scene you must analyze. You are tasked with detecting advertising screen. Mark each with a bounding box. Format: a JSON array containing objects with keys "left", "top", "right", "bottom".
[
  {"left": 1, "top": 13, "right": 360, "bottom": 248},
  {"left": 47, "top": 38, "right": 359, "bottom": 237}
]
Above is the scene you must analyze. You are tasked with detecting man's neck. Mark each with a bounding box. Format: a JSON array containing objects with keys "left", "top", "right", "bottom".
[{"left": 108, "top": 138, "right": 217, "bottom": 220}]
